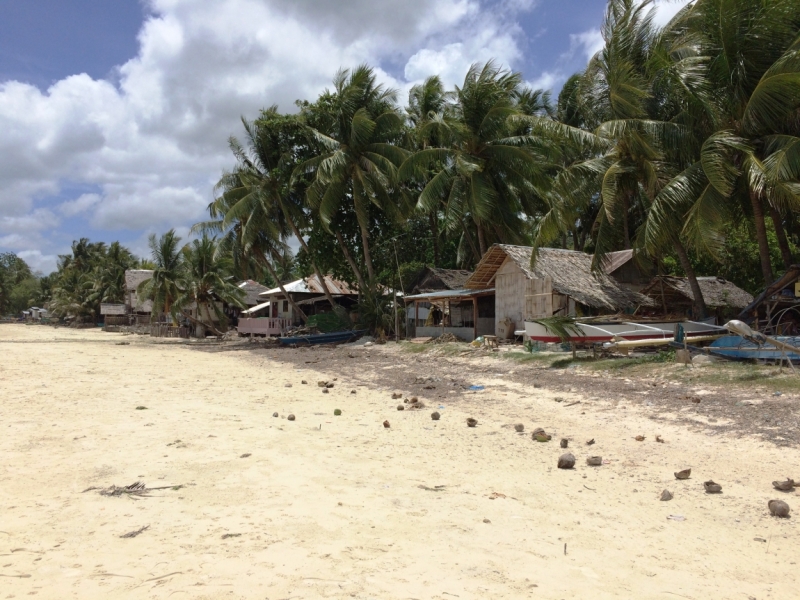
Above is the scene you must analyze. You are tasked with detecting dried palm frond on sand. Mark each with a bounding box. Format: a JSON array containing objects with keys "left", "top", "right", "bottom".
[{"left": 82, "top": 481, "right": 182, "bottom": 497}]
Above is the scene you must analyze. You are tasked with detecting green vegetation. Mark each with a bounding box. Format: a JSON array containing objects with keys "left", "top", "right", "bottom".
[{"left": 6, "top": 0, "right": 800, "bottom": 333}]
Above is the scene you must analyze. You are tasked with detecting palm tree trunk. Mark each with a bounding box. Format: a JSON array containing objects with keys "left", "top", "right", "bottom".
[
  {"left": 284, "top": 211, "right": 337, "bottom": 308},
  {"left": 476, "top": 223, "right": 487, "bottom": 256},
  {"left": 673, "top": 237, "right": 706, "bottom": 319},
  {"left": 429, "top": 211, "right": 440, "bottom": 267},
  {"left": 334, "top": 230, "right": 367, "bottom": 292},
  {"left": 359, "top": 224, "right": 375, "bottom": 284},
  {"left": 622, "top": 193, "right": 631, "bottom": 250},
  {"left": 461, "top": 220, "right": 481, "bottom": 264},
  {"left": 768, "top": 204, "right": 793, "bottom": 270},
  {"left": 261, "top": 255, "right": 307, "bottom": 324},
  {"left": 750, "top": 191, "right": 775, "bottom": 286}
]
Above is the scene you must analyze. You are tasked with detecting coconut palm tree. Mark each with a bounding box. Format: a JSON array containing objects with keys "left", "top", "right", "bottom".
[
  {"left": 399, "top": 61, "right": 565, "bottom": 264},
  {"left": 173, "top": 235, "right": 245, "bottom": 337},
  {"left": 295, "top": 65, "right": 409, "bottom": 286},
  {"left": 137, "top": 230, "right": 184, "bottom": 321},
  {"left": 219, "top": 109, "right": 338, "bottom": 307},
  {"left": 650, "top": 0, "right": 800, "bottom": 287}
]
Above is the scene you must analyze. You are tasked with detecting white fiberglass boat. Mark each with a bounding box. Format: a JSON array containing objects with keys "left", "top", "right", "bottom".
[{"left": 524, "top": 317, "right": 719, "bottom": 344}]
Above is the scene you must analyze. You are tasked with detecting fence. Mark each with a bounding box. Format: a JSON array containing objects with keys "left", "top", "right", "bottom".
[{"left": 150, "top": 324, "right": 191, "bottom": 338}]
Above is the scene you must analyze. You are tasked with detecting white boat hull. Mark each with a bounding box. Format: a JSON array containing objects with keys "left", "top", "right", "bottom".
[{"left": 524, "top": 318, "right": 719, "bottom": 343}]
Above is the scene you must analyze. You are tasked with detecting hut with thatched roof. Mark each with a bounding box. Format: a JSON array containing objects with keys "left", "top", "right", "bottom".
[
  {"left": 409, "top": 267, "right": 473, "bottom": 295},
  {"left": 600, "top": 249, "right": 655, "bottom": 292},
  {"left": 464, "top": 245, "right": 647, "bottom": 338},
  {"left": 124, "top": 270, "right": 154, "bottom": 323},
  {"left": 640, "top": 276, "right": 753, "bottom": 321}
]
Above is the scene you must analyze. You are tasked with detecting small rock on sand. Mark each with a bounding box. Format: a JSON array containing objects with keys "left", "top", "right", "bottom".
[
  {"left": 383, "top": 420, "right": 390, "bottom": 428},
  {"left": 560, "top": 438, "right": 568, "bottom": 448},
  {"left": 660, "top": 490, "right": 673, "bottom": 501},
  {"left": 514, "top": 424, "right": 524, "bottom": 432},
  {"left": 272, "top": 412, "right": 278, "bottom": 417},
  {"left": 704, "top": 480, "right": 722, "bottom": 494},
  {"left": 322, "top": 388, "right": 329, "bottom": 394},
  {"left": 397, "top": 405, "right": 404, "bottom": 411},
  {"left": 467, "top": 418, "right": 478, "bottom": 427},
  {"left": 431, "top": 411, "right": 440, "bottom": 420},
  {"left": 768, "top": 499, "right": 790, "bottom": 518},
  {"left": 287, "top": 414, "right": 296, "bottom": 421},
  {"left": 558, "top": 453, "right": 575, "bottom": 469},
  {"left": 674, "top": 469, "right": 691, "bottom": 480},
  {"left": 586, "top": 456, "right": 602, "bottom": 466},
  {"left": 284, "top": 383, "right": 292, "bottom": 388},
  {"left": 772, "top": 478, "right": 795, "bottom": 492},
  {"left": 334, "top": 409, "right": 342, "bottom": 416}
]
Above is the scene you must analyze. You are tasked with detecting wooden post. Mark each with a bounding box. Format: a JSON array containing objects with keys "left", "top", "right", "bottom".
[
  {"left": 414, "top": 300, "right": 419, "bottom": 338},
  {"left": 473, "top": 296, "right": 478, "bottom": 341}
]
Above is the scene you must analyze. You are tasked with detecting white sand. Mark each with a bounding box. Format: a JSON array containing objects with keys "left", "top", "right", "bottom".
[{"left": 1, "top": 324, "right": 798, "bottom": 599}]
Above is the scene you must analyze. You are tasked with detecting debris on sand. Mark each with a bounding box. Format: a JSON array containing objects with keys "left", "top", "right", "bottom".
[
  {"left": 674, "top": 469, "right": 691, "bottom": 480},
  {"left": 467, "top": 418, "right": 478, "bottom": 427},
  {"left": 287, "top": 414, "right": 296, "bottom": 421},
  {"left": 656, "top": 435, "right": 665, "bottom": 443},
  {"left": 768, "top": 499, "right": 791, "bottom": 518},
  {"left": 322, "top": 388, "right": 329, "bottom": 394},
  {"left": 586, "top": 456, "right": 602, "bottom": 466},
  {"left": 392, "top": 392, "right": 403, "bottom": 399},
  {"left": 221, "top": 533, "right": 242, "bottom": 539},
  {"left": 334, "top": 409, "right": 342, "bottom": 416},
  {"left": 83, "top": 481, "right": 182, "bottom": 497},
  {"left": 514, "top": 424, "right": 525, "bottom": 432},
  {"left": 351, "top": 390, "right": 356, "bottom": 394},
  {"left": 586, "top": 438, "right": 595, "bottom": 446},
  {"left": 240, "top": 453, "right": 251, "bottom": 458},
  {"left": 119, "top": 525, "right": 149, "bottom": 538},
  {"left": 704, "top": 480, "right": 722, "bottom": 494},
  {"left": 660, "top": 490, "right": 674, "bottom": 501},
  {"left": 383, "top": 420, "right": 390, "bottom": 428},
  {"left": 532, "top": 427, "right": 551, "bottom": 442},
  {"left": 284, "top": 383, "right": 292, "bottom": 388},
  {"left": 560, "top": 438, "right": 569, "bottom": 448},
  {"left": 634, "top": 435, "right": 645, "bottom": 441},
  {"left": 558, "top": 453, "right": 576, "bottom": 469},
  {"left": 397, "top": 405, "right": 405, "bottom": 411},
  {"left": 488, "top": 492, "right": 506, "bottom": 499},
  {"left": 272, "top": 412, "right": 279, "bottom": 417},
  {"left": 772, "top": 478, "right": 795, "bottom": 492},
  {"left": 326, "top": 383, "right": 334, "bottom": 388},
  {"left": 317, "top": 381, "right": 327, "bottom": 387},
  {"left": 426, "top": 332, "right": 462, "bottom": 344},
  {"left": 431, "top": 411, "right": 440, "bottom": 421},
  {"left": 135, "top": 406, "right": 147, "bottom": 410},
  {"left": 301, "top": 380, "right": 307, "bottom": 384}
]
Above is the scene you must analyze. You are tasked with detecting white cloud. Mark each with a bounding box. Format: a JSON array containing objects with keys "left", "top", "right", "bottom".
[
  {"left": 651, "top": 0, "right": 692, "bottom": 28},
  {"left": 59, "top": 193, "right": 101, "bottom": 217},
  {"left": 0, "top": 0, "right": 536, "bottom": 263},
  {"left": 15, "top": 250, "right": 59, "bottom": 275},
  {"left": 570, "top": 28, "right": 605, "bottom": 62}
]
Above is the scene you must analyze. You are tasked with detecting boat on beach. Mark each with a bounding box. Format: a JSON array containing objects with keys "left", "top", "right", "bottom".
[
  {"left": 277, "top": 329, "right": 367, "bottom": 346},
  {"left": 524, "top": 317, "right": 720, "bottom": 344}
]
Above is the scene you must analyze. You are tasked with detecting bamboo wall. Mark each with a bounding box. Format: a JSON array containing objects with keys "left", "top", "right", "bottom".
[{"left": 495, "top": 259, "right": 529, "bottom": 332}]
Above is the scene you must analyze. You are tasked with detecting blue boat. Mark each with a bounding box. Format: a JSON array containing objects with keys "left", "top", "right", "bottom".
[
  {"left": 706, "top": 335, "right": 800, "bottom": 362},
  {"left": 277, "top": 329, "right": 367, "bottom": 347}
]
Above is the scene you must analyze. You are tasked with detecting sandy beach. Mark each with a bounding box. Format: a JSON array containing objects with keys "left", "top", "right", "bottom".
[{"left": 1, "top": 324, "right": 798, "bottom": 599}]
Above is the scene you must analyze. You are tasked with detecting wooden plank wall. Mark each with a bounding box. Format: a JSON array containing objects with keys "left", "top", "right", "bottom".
[{"left": 495, "top": 259, "right": 528, "bottom": 332}]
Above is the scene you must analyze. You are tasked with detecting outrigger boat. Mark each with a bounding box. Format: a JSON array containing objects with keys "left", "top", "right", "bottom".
[
  {"left": 277, "top": 329, "right": 367, "bottom": 347},
  {"left": 525, "top": 316, "right": 719, "bottom": 344}
]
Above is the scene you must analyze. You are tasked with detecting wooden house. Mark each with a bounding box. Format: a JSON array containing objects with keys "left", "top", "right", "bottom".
[
  {"left": 405, "top": 267, "right": 477, "bottom": 338},
  {"left": 600, "top": 249, "right": 655, "bottom": 292},
  {"left": 238, "top": 274, "right": 358, "bottom": 336},
  {"left": 640, "top": 276, "right": 753, "bottom": 322},
  {"left": 124, "top": 269, "right": 154, "bottom": 324},
  {"left": 408, "top": 267, "right": 473, "bottom": 295},
  {"left": 464, "top": 245, "right": 645, "bottom": 338}
]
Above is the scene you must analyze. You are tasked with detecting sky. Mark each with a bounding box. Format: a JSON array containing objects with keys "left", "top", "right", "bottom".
[{"left": 0, "top": 0, "right": 689, "bottom": 274}]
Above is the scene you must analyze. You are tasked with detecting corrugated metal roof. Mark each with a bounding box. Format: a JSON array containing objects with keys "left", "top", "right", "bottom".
[
  {"left": 259, "top": 275, "right": 357, "bottom": 297},
  {"left": 404, "top": 288, "right": 495, "bottom": 301}
]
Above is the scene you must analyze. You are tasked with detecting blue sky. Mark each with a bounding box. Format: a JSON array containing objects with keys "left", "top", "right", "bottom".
[{"left": 0, "top": 0, "right": 686, "bottom": 273}]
